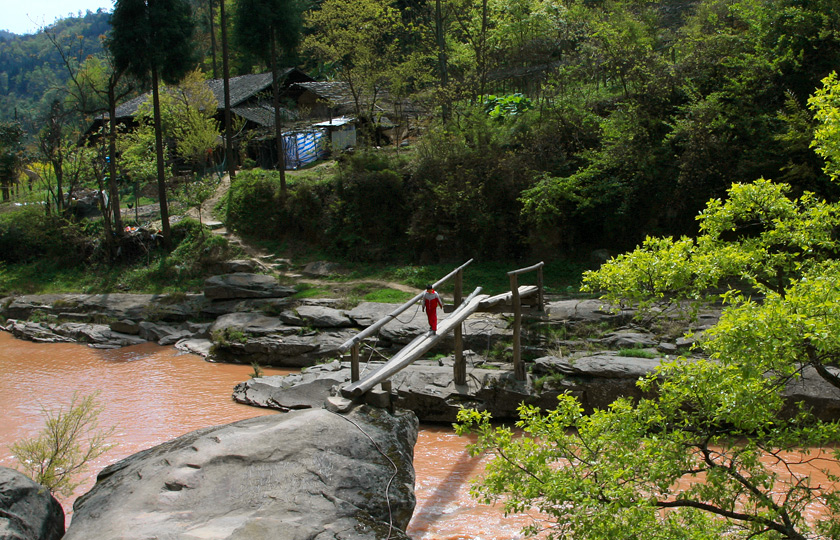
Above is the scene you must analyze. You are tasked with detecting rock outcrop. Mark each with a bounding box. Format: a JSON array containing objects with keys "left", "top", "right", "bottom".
[
  {"left": 65, "top": 406, "right": 417, "bottom": 540},
  {"left": 203, "top": 273, "right": 296, "bottom": 300},
  {"left": 0, "top": 467, "right": 64, "bottom": 540},
  {"left": 233, "top": 352, "right": 656, "bottom": 422},
  {"left": 1, "top": 283, "right": 521, "bottom": 367}
]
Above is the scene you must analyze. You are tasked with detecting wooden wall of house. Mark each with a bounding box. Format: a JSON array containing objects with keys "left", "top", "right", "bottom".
[{"left": 295, "top": 90, "right": 332, "bottom": 120}]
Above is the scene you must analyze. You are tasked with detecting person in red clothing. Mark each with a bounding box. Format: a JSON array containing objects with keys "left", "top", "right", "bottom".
[{"left": 421, "top": 284, "right": 443, "bottom": 334}]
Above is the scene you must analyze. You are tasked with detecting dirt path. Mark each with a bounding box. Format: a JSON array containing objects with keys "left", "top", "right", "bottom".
[{"left": 188, "top": 174, "right": 417, "bottom": 295}]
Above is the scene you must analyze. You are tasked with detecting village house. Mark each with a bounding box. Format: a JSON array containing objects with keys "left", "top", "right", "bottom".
[{"left": 86, "top": 69, "right": 419, "bottom": 171}]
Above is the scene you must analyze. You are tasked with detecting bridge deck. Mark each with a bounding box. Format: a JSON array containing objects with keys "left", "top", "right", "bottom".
[
  {"left": 340, "top": 285, "right": 539, "bottom": 398},
  {"left": 341, "top": 288, "right": 488, "bottom": 398}
]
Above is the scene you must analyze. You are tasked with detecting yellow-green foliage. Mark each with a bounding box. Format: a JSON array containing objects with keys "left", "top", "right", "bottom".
[{"left": 9, "top": 392, "right": 115, "bottom": 497}]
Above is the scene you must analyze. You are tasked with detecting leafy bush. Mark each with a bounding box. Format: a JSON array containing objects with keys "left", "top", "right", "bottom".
[
  {"left": 327, "top": 152, "right": 409, "bottom": 260},
  {"left": 0, "top": 206, "right": 85, "bottom": 264},
  {"left": 225, "top": 170, "right": 283, "bottom": 237}
]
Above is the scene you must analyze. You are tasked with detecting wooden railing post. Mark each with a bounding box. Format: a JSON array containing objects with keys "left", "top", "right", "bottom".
[
  {"left": 453, "top": 268, "right": 465, "bottom": 385},
  {"left": 537, "top": 265, "right": 545, "bottom": 313},
  {"left": 509, "top": 272, "right": 524, "bottom": 380},
  {"left": 351, "top": 343, "right": 360, "bottom": 382}
]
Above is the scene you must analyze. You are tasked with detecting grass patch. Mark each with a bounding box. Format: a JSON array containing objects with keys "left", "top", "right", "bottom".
[
  {"left": 617, "top": 347, "right": 657, "bottom": 359},
  {"left": 0, "top": 223, "right": 233, "bottom": 296},
  {"left": 293, "top": 283, "right": 331, "bottom": 299},
  {"left": 363, "top": 288, "right": 414, "bottom": 304}
]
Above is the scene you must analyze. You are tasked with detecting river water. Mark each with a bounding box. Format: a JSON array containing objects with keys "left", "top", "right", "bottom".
[
  {"left": 3, "top": 331, "right": 837, "bottom": 538},
  {"left": 0, "top": 332, "right": 528, "bottom": 538}
]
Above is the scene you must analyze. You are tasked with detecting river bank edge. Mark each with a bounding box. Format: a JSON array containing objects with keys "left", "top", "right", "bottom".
[
  {"left": 4, "top": 277, "right": 840, "bottom": 538},
  {"left": 3, "top": 275, "right": 840, "bottom": 422}
]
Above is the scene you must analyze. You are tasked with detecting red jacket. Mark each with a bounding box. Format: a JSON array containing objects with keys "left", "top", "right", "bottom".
[{"left": 422, "top": 290, "right": 442, "bottom": 311}]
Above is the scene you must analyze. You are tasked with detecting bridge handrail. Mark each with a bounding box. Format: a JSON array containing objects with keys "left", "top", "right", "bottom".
[
  {"left": 342, "top": 287, "right": 485, "bottom": 397},
  {"left": 507, "top": 261, "right": 545, "bottom": 276},
  {"left": 337, "top": 259, "right": 474, "bottom": 353}
]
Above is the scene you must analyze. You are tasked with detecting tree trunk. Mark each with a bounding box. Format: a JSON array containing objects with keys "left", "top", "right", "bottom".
[
  {"left": 270, "top": 36, "right": 287, "bottom": 194},
  {"left": 107, "top": 81, "right": 123, "bottom": 234},
  {"left": 209, "top": 0, "right": 218, "bottom": 79},
  {"left": 478, "top": 0, "right": 488, "bottom": 100},
  {"left": 435, "top": 0, "right": 450, "bottom": 121},
  {"left": 54, "top": 156, "right": 64, "bottom": 213},
  {"left": 220, "top": 0, "right": 235, "bottom": 180},
  {"left": 151, "top": 66, "right": 172, "bottom": 250}
]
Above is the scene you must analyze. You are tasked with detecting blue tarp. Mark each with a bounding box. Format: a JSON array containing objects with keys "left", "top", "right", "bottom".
[{"left": 283, "top": 130, "right": 329, "bottom": 169}]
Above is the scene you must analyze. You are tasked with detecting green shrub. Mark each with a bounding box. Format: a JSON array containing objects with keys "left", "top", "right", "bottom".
[
  {"left": 276, "top": 178, "right": 329, "bottom": 243},
  {"left": 0, "top": 207, "right": 87, "bottom": 264},
  {"left": 327, "top": 151, "right": 410, "bottom": 261},
  {"left": 211, "top": 327, "right": 248, "bottom": 346},
  {"left": 225, "top": 170, "right": 282, "bottom": 237},
  {"left": 10, "top": 392, "right": 115, "bottom": 497},
  {"left": 617, "top": 347, "right": 657, "bottom": 359}
]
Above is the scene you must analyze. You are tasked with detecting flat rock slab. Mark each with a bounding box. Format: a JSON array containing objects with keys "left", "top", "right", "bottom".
[
  {"left": 209, "top": 330, "right": 357, "bottom": 367},
  {"left": 5, "top": 320, "right": 147, "bottom": 348},
  {"left": 1, "top": 293, "right": 204, "bottom": 322},
  {"left": 233, "top": 369, "right": 349, "bottom": 411},
  {"left": 64, "top": 407, "right": 417, "bottom": 540},
  {"left": 346, "top": 302, "right": 401, "bottom": 327},
  {"left": 533, "top": 354, "right": 662, "bottom": 379},
  {"left": 204, "top": 273, "right": 296, "bottom": 300},
  {"left": 209, "top": 312, "right": 292, "bottom": 336},
  {"left": 234, "top": 362, "right": 558, "bottom": 422},
  {"left": 280, "top": 305, "right": 353, "bottom": 328},
  {"left": 546, "top": 299, "right": 635, "bottom": 323}
]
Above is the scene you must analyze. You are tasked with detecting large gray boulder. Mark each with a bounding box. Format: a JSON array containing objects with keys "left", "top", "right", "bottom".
[
  {"left": 0, "top": 467, "right": 64, "bottom": 540},
  {"left": 346, "top": 302, "right": 398, "bottom": 327},
  {"left": 204, "top": 273, "right": 296, "bottom": 300},
  {"left": 234, "top": 361, "right": 562, "bottom": 423},
  {"left": 233, "top": 363, "right": 349, "bottom": 411},
  {"left": 64, "top": 407, "right": 417, "bottom": 540},
  {"left": 200, "top": 297, "right": 292, "bottom": 317}
]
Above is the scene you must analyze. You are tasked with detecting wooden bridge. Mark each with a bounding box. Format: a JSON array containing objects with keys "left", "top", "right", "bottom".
[{"left": 331, "top": 260, "right": 546, "bottom": 409}]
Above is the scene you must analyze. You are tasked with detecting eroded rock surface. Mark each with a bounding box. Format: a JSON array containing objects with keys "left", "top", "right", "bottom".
[{"left": 65, "top": 406, "right": 417, "bottom": 540}]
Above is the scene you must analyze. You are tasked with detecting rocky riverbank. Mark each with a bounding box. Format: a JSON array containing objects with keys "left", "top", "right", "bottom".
[{"left": 3, "top": 271, "right": 840, "bottom": 422}]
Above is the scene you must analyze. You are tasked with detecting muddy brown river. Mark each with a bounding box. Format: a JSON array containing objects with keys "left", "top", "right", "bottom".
[
  {"left": 0, "top": 332, "right": 531, "bottom": 538},
  {"left": 2, "top": 331, "right": 837, "bottom": 538}
]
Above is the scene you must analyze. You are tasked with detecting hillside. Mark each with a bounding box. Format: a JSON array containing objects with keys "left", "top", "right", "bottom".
[{"left": 0, "top": 10, "right": 109, "bottom": 130}]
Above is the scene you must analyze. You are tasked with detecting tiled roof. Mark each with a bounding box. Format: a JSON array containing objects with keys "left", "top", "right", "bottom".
[
  {"left": 231, "top": 102, "right": 297, "bottom": 128},
  {"left": 295, "top": 81, "right": 424, "bottom": 117},
  {"left": 113, "top": 68, "right": 310, "bottom": 119}
]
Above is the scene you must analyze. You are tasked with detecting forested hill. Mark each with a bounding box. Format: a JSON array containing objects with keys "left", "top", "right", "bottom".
[{"left": 0, "top": 10, "right": 109, "bottom": 129}]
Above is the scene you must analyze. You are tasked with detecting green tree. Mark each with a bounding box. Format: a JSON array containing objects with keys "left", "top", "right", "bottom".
[
  {"left": 303, "top": 0, "right": 404, "bottom": 143},
  {"left": 457, "top": 72, "right": 840, "bottom": 540},
  {"left": 10, "top": 392, "right": 115, "bottom": 497},
  {"left": 0, "top": 121, "right": 25, "bottom": 202},
  {"left": 142, "top": 70, "right": 220, "bottom": 172},
  {"left": 810, "top": 71, "right": 840, "bottom": 182},
  {"left": 108, "top": 0, "right": 196, "bottom": 249},
  {"left": 233, "top": 0, "right": 302, "bottom": 194}
]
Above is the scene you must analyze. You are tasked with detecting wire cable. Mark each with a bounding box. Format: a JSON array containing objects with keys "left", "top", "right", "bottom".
[{"left": 328, "top": 410, "right": 399, "bottom": 540}]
